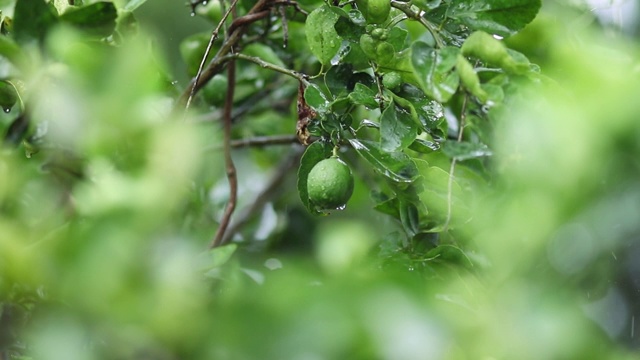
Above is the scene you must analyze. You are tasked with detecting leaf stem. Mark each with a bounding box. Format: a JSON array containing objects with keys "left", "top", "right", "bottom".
[
  {"left": 443, "top": 94, "right": 468, "bottom": 232},
  {"left": 390, "top": 1, "right": 444, "bottom": 48},
  {"left": 226, "top": 53, "right": 310, "bottom": 85}
]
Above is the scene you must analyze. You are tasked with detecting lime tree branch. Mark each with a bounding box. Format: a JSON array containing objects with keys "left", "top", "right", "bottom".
[
  {"left": 226, "top": 53, "right": 310, "bottom": 84},
  {"left": 221, "top": 146, "right": 305, "bottom": 245},
  {"left": 391, "top": 1, "right": 444, "bottom": 48},
  {"left": 178, "top": 0, "right": 274, "bottom": 108}
]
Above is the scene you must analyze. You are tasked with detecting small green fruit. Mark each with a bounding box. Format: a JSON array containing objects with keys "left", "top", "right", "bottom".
[
  {"left": 202, "top": 74, "right": 228, "bottom": 106},
  {"left": 367, "top": 0, "right": 391, "bottom": 24},
  {"left": 307, "top": 157, "right": 354, "bottom": 210},
  {"left": 382, "top": 71, "right": 402, "bottom": 90}
]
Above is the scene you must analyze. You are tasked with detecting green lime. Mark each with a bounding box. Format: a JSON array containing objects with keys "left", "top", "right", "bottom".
[
  {"left": 202, "top": 74, "right": 228, "bottom": 106},
  {"left": 382, "top": 71, "right": 402, "bottom": 90},
  {"left": 307, "top": 157, "right": 354, "bottom": 210}
]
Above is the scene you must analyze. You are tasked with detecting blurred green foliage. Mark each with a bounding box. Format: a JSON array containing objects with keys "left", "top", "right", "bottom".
[{"left": 0, "top": 0, "right": 639, "bottom": 359}]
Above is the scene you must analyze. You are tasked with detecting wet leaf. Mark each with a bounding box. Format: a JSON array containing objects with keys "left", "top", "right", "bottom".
[
  {"left": 13, "top": 0, "right": 58, "bottom": 43},
  {"left": 399, "top": 198, "right": 420, "bottom": 237},
  {"left": 380, "top": 102, "right": 418, "bottom": 152},
  {"left": 348, "top": 83, "right": 378, "bottom": 109},
  {"left": 60, "top": 2, "right": 118, "bottom": 37},
  {"left": 411, "top": 43, "right": 460, "bottom": 103},
  {"left": 349, "top": 139, "right": 418, "bottom": 183},
  {"left": 304, "top": 84, "right": 330, "bottom": 113},
  {"left": 123, "top": 0, "right": 149, "bottom": 12},
  {"left": 442, "top": 141, "right": 493, "bottom": 161},
  {"left": 447, "top": 0, "right": 541, "bottom": 37},
  {"left": 305, "top": 5, "right": 342, "bottom": 65}
]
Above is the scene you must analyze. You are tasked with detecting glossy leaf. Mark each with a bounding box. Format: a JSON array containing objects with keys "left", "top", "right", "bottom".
[
  {"left": 447, "top": 0, "right": 542, "bottom": 37},
  {"left": 399, "top": 198, "right": 420, "bottom": 237},
  {"left": 348, "top": 83, "right": 378, "bottom": 109},
  {"left": 349, "top": 139, "right": 418, "bottom": 183},
  {"left": 123, "top": 0, "right": 149, "bottom": 12},
  {"left": 297, "top": 141, "right": 332, "bottom": 215},
  {"left": 442, "top": 141, "right": 493, "bottom": 161},
  {"left": 304, "top": 84, "right": 330, "bottom": 113},
  {"left": 411, "top": 43, "right": 460, "bottom": 103},
  {"left": 13, "top": 0, "right": 58, "bottom": 42},
  {"left": 305, "top": 5, "right": 342, "bottom": 65},
  {"left": 60, "top": 2, "right": 118, "bottom": 37},
  {"left": 380, "top": 102, "right": 418, "bottom": 152},
  {"left": 325, "top": 63, "right": 355, "bottom": 97}
]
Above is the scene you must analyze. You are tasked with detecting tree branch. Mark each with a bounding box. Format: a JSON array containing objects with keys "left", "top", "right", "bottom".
[
  {"left": 220, "top": 146, "right": 305, "bottom": 245},
  {"left": 184, "top": 0, "right": 240, "bottom": 114},
  {"left": 177, "top": 0, "right": 275, "bottom": 109},
  {"left": 391, "top": 1, "right": 444, "bottom": 48},
  {"left": 211, "top": 41, "right": 239, "bottom": 249}
]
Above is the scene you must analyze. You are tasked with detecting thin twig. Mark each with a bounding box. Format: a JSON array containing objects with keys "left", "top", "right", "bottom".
[
  {"left": 230, "top": 135, "right": 301, "bottom": 148},
  {"left": 220, "top": 146, "right": 305, "bottom": 245},
  {"left": 443, "top": 95, "right": 468, "bottom": 231},
  {"left": 211, "top": 20, "right": 239, "bottom": 249},
  {"left": 202, "top": 135, "right": 308, "bottom": 151},
  {"left": 177, "top": 0, "right": 274, "bottom": 108},
  {"left": 184, "top": 0, "right": 240, "bottom": 116},
  {"left": 226, "top": 53, "right": 309, "bottom": 84}
]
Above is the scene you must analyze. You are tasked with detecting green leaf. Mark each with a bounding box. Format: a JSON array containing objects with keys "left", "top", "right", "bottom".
[
  {"left": 349, "top": 139, "right": 418, "bottom": 183},
  {"left": 411, "top": 43, "right": 460, "bottom": 103},
  {"left": 380, "top": 102, "right": 418, "bottom": 152},
  {"left": 399, "top": 198, "right": 420, "bottom": 237},
  {"left": 0, "top": 36, "right": 26, "bottom": 67},
  {"left": 442, "top": 141, "right": 493, "bottom": 161},
  {"left": 199, "top": 244, "right": 238, "bottom": 271},
  {"left": 409, "top": 139, "right": 440, "bottom": 153},
  {"left": 297, "top": 141, "right": 332, "bottom": 215},
  {"left": 425, "top": 244, "right": 474, "bottom": 269},
  {"left": 304, "top": 84, "right": 330, "bottom": 113},
  {"left": 60, "top": 2, "right": 118, "bottom": 37},
  {"left": 13, "top": 0, "right": 58, "bottom": 42},
  {"left": 373, "top": 197, "right": 400, "bottom": 219},
  {"left": 348, "top": 83, "right": 378, "bottom": 109},
  {"left": 386, "top": 27, "right": 408, "bottom": 53},
  {"left": 305, "top": 5, "right": 343, "bottom": 65},
  {"left": 325, "top": 63, "right": 355, "bottom": 98},
  {"left": 447, "top": 0, "right": 542, "bottom": 37},
  {"left": 417, "top": 165, "right": 463, "bottom": 222},
  {"left": 123, "top": 0, "right": 149, "bottom": 12}
]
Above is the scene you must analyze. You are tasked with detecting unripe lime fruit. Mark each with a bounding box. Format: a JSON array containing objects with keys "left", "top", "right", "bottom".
[
  {"left": 307, "top": 157, "right": 354, "bottom": 210},
  {"left": 382, "top": 71, "right": 402, "bottom": 90},
  {"left": 367, "top": 0, "right": 391, "bottom": 24},
  {"left": 202, "top": 74, "right": 228, "bottom": 106}
]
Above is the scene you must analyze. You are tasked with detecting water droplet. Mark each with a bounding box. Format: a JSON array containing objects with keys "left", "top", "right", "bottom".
[
  {"left": 3, "top": 107, "right": 10, "bottom": 113},
  {"left": 334, "top": 204, "right": 346, "bottom": 211},
  {"left": 190, "top": 11, "right": 196, "bottom": 17}
]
